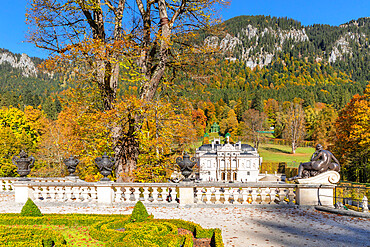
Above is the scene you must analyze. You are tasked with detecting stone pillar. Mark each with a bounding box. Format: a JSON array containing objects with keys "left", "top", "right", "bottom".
[
  {"left": 14, "top": 182, "right": 33, "bottom": 203},
  {"left": 362, "top": 196, "right": 368, "bottom": 213},
  {"left": 179, "top": 182, "right": 194, "bottom": 207},
  {"left": 295, "top": 171, "right": 340, "bottom": 207},
  {"left": 96, "top": 183, "right": 114, "bottom": 205},
  {"left": 296, "top": 184, "right": 335, "bottom": 207}
]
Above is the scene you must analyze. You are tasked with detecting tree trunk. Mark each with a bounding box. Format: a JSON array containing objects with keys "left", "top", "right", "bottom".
[
  {"left": 112, "top": 113, "right": 140, "bottom": 182},
  {"left": 292, "top": 142, "right": 296, "bottom": 154}
]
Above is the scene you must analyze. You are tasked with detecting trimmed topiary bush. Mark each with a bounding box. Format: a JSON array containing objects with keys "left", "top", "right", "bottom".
[
  {"left": 20, "top": 198, "right": 42, "bottom": 217},
  {"left": 130, "top": 201, "right": 149, "bottom": 222}
]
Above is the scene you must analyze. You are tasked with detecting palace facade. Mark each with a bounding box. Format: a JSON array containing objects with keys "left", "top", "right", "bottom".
[{"left": 196, "top": 139, "right": 262, "bottom": 182}]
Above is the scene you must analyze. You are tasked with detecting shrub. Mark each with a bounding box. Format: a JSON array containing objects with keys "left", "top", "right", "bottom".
[
  {"left": 20, "top": 198, "right": 42, "bottom": 217},
  {"left": 210, "top": 228, "right": 224, "bottom": 247},
  {"left": 130, "top": 201, "right": 149, "bottom": 222}
]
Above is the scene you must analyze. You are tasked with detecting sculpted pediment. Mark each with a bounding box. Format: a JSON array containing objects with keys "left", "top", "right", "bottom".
[{"left": 217, "top": 143, "right": 236, "bottom": 151}]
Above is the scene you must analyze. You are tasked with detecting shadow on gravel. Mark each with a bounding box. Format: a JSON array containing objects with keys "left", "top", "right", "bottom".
[{"left": 251, "top": 209, "right": 370, "bottom": 247}]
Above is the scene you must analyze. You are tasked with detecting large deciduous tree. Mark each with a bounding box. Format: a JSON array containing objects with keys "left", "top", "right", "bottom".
[
  {"left": 280, "top": 101, "right": 305, "bottom": 154},
  {"left": 242, "top": 108, "right": 267, "bottom": 150},
  {"left": 334, "top": 85, "right": 370, "bottom": 183},
  {"left": 27, "top": 0, "right": 228, "bottom": 181}
]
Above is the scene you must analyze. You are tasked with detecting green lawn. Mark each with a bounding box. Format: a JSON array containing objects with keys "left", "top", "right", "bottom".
[{"left": 257, "top": 143, "right": 314, "bottom": 166}]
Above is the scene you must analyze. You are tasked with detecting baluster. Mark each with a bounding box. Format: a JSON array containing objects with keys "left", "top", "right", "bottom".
[
  {"left": 260, "top": 188, "right": 267, "bottom": 204},
  {"left": 115, "top": 187, "right": 123, "bottom": 202},
  {"left": 65, "top": 186, "right": 72, "bottom": 201},
  {"left": 241, "top": 188, "right": 248, "bottom": 204},
  {"left": 151, "top": 187, "right": 159, "bottom": 203},
  {"left": 230, "top": 188, "right": 237, "bottom": 204},
  {"left": 10, "top": 180, "right": 15, "bottom": 190},
  {"left": 263, "top": 188, "right": 271, "bottom": 204},
  {"left": 142, "top": 187, "right": 150, "bottom": 202},
  {"left": 167, "top": 187, "right": 176, "bottom": 204},
  {"left": 74, "top": 186, "right": 82, "bottom": 202},
  {"left": 251, "top": 188, "right": 258, "bottom": 204},
  {"left": 224, "top": 188, "right": 231, "bottom": 204},
  {"left": 90, "top": 187, "right": 98, "bottom": 202},
  {"left": 282, "top": 189, "right": 289, "bottom": 204},
  {"left": 205, "top": 188, "right": 212, "bottom": 204},
  {"left": 48, "top": 186, "right": 56, "bottom": 202},
  {"left": 278, "top": 188, "right": 285, "bottom": 204},
  {"left": 2, "top": 180, "right": 7, "bottom": 191},
  {"left": 54, "top": 187, "right": 60, "bottom": 201},
  {"left": 195, "top": 187, "right": 203, "bottom": 204},
  {"left": 41, "top": 186, "right": 49, "bottom": 201},
  {"left": 34, "top": 186, "right": 42, "bottom": 202},
  {"left": 214, "top": 187, "right": 222, "bottom": 204},
  {"left": 133, "top": 187, "right": 141, "bottom": 202},
  {"left": 122, "top": 187, "right": 131, "bottom": 203},
  {"left": 80, "top": 187, "right": 88, "bottom": 202}
]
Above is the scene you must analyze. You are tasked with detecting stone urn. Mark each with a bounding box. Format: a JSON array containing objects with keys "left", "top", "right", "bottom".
[
  {"left": 176, "top": 152, "right": 197, "bottom": 182},
  {"left": 95, "top": 153, "right": 115, "bottom": 181},
  {"left": 64, "top": 155, "right": 79, "bottom": 177},
  {"left": 12, "top": 150, "right": 35, "bottom": 181}
]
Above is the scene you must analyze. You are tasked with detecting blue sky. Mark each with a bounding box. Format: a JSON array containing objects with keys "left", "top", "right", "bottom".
[{"left": 1, "top": 0, "right": 369, "bottom": 58}]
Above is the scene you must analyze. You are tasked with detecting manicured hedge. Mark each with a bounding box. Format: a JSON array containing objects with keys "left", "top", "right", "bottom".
[
  {"left": 211, "top": 228, "right": 224, "bottom": 247},
  {"left": 0, "top": 208, "right": 223, "bottom": 247},
  {"left": 182, "top": 233, "right": 193, "bottom": 247},
  {"left": 0, "top": 225, "right": 66, "bottom": 246},
  {"left": 20, "top": 198, "right": 42, "bottom": 217}
]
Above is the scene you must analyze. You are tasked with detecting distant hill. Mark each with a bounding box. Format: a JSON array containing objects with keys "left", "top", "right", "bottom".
[
  {"left": 172, "top": 15, "right": 370, "bottom": 109},
  {"left": 1, "top": 15, "right": 370, "bottom": 114},
  {"left": 0, "top": 49, "right": 61, "bottom": 119}
]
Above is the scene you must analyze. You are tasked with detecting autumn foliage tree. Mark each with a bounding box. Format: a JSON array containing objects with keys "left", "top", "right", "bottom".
[
  {"left": 26, "top": 0, "right": 229, "bottom": 181},
  {"left": 242, "top": 109, "right": 267, "bottom": 150},
  {"left": 279, "top": 102, "right": 306, "bottom": 154},
  {"left": 334, "top": 85, "right": 370, "bottom": 183},
  {"left": 0, "top": 106, "right": 47, "bottom": 177}
]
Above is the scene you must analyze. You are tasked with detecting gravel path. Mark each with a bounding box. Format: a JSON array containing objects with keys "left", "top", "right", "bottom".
[{"left": 1, "top": 193, "right": 369, "bottom": 247}]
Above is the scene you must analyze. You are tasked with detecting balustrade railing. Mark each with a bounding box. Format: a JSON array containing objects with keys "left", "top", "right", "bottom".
[
  {"left": 1, "top": 177, "right": 83, "bottom": 192},
  {"left": 30, "top": 183, "right": 97, "bottom": 203},
  {"left": 9, "top": 180, "right": 297, "bottom": 206},
  {"left": 193, "top": 183, "right": 296, "bottom": 205},
  {"left": 112, "top": 183, "right": 178, "bottom": 204}
]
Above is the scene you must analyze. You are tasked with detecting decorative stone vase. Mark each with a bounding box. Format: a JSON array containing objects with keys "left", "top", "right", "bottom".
[
  {"left": 64, "top": 155, "right": 79, "bottom": 177},
  {"left": 12, "top": 150, "right": 35, "bottom": 181},
  {"left": 95, "top": 153, "right": 115, "bottom": 181},
  {"left": 176, "top": 152, "right": 196, "bottom": 182}
]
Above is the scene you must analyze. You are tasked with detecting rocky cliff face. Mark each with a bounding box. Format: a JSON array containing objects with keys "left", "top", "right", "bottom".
[
  {"left": 205, "top": 25, "right": 310, "bottom": 69},
  {"left": 204, "top": 16, "right": 369, "bottom": 69},
  {"left": 0, "top": 51, "right": 38, "bottom": 77}
]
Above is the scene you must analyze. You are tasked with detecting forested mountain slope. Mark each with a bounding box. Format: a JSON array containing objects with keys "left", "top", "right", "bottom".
[
  {"left": 173, "top": 15, "right": 370, "bottom": 109},
  {"left": 0, "top": 49, "right": 61, "bottom": 119},
  {"left": 1, "top": 16, "right": 370, "bottom": 113}
]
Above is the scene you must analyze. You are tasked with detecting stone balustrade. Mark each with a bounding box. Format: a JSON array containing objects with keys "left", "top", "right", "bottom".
[
  {"left": 10, "top": 180, "right": 301, "bottom": 206},
  {"left": 5, "top": 178, "right": 340, "bottom": 207},
  {"left": 1, "top": 177, "right": 74, "bottom": 192},
  {"left": 192, "top": 183, "right": 296, "bottom": 205},
  {"left": 30, "top": 183, "right": 98, "bottom": 203}
]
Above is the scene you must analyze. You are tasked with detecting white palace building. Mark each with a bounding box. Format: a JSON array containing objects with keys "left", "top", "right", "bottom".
[{"left": 195, "top": 138, "right": 262, "bottom": 182}]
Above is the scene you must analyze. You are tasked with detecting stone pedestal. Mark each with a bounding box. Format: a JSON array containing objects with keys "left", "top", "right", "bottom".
[
  {"left": 179, "top": 182, "right": 194, "bottom": 206},
  {"left": 295, "top": 171, "right": 340, "bottom": 207},
  {"left": 96, "top": 183, "right": 114, "bottom": 205},
  {"left": 296, "top": 185, "right": 335, "bottom": 206},
  {"left": 14, "top": 183, "right": 33, "bottom": 203}
]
